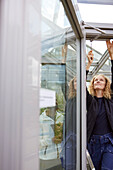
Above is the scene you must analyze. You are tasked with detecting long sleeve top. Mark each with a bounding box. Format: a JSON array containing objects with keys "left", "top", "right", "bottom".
[{"left": 86, "top": 60, "right": 113, "bottom": 142}]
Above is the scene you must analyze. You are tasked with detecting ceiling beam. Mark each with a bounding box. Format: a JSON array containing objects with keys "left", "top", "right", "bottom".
[{"left": 83, "top": 22, "right": 113, "bottom": 40}]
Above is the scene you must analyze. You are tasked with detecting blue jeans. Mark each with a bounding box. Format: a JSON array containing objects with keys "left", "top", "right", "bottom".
[{"left": 88, "top": 132, "right": 113, "bottom": 170}]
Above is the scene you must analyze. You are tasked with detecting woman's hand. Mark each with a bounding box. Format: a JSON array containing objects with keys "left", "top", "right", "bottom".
[
  {"left": 87, "top": 50, "right": 94, "bottom": 64},
  {"left": 106, "top": 40, "right": 113, "bottom": 60},
  {"left": 86, "top": 50, "right": 94, "bottom": 70}
]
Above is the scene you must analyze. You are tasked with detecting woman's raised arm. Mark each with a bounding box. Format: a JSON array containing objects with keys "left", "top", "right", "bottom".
[
  {"left": 106, "top": 40, "right": 113, "bottom": 91},
  {"left": 86, "top": 50, "right": 94, "bottom": 108},
  {"left": 86, "top": 50, "right": 94, "bottom": 71},
  {"left": 106, "top": 40, "right": 113, "bottom": 60}
]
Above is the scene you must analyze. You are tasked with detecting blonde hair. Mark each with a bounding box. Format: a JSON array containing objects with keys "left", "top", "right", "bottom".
[
  {"left": 68, "top": 77, "right": 76, "bottom": 99},
  {"left": 88, "top": 74, "right": 111, "bottom": 99}
]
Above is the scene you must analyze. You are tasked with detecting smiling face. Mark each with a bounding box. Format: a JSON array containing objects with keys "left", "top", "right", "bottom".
[{"left": 93, "top": 75, "right": 106, "bottom": 90}]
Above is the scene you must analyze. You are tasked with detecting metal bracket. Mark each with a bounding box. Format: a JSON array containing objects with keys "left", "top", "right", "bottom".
[{"left": 82, "top": 21, "right": 106, "bottom": 42}]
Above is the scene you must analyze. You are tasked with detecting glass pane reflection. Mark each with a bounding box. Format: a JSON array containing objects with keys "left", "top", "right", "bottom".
[{"left": 40, "top": 0, "right": 77, "bottom": 169}]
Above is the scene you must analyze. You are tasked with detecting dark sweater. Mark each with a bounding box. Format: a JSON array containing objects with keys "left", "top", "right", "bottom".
[{"left": 92, "top": 97, "right": 112, "bottom": 135}]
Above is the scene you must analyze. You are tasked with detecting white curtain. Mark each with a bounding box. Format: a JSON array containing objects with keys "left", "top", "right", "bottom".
[{"left": 0, "top": 0, "right": 41, "bottom": 170}]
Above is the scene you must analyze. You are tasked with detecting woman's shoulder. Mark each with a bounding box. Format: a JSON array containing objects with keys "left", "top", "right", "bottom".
[{"left": 104, "top": 96, "right": 113, "bottom": 103}]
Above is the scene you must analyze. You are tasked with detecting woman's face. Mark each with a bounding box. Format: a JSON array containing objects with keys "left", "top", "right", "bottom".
[{"left": 93, "top": 75, "right": 106, "bottom": 90}]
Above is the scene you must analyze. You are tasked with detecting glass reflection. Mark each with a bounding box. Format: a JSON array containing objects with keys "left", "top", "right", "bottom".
[
  {"left": 39, "top": 105, "right": 64, "bottom": 160},
  {"left": 40, "top": 0, "right": 77, "bottom": 169},
  {"left": 60, "top": 77, "right": 76, "bottom": 170}
]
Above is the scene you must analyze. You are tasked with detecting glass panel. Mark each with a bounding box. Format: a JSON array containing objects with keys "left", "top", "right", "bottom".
[
  {"left": 40, "top": 0, "right": 78, "bottom": 169},
  {"left": 78, "top": 3, "right": 113, "bottom": 23},
  {"left": 86, "top": 40, "right": 107, "bottom": 54},
  {"left": 99, "top": 59, "right": 111, "bottom": 80}
]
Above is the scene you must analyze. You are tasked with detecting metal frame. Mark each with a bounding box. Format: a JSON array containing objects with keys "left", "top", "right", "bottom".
[
  {"left": 60, "top": 1, "right": 86, "bottom": 169},
  {"left": 61, "top": 0, "right": 84, "bottom": 38},
  {"left": 84, "top": 22, "right": 113, "bottom": 40},
  {"left": 81, "top": 37, "right": 87, "bottom": 170}
]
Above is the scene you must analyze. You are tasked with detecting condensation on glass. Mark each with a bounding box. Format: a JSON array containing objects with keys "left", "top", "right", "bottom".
[{"left": 40, "top": 0, "right": 77, "bottom": 169}]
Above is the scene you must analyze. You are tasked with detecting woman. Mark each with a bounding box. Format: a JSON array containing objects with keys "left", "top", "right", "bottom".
[
  {"left": 86, "top": 40, "right": 113, "bottom": 170},
  {"left": 61, "top": 77, "right": 76, "bottom": 170}
]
